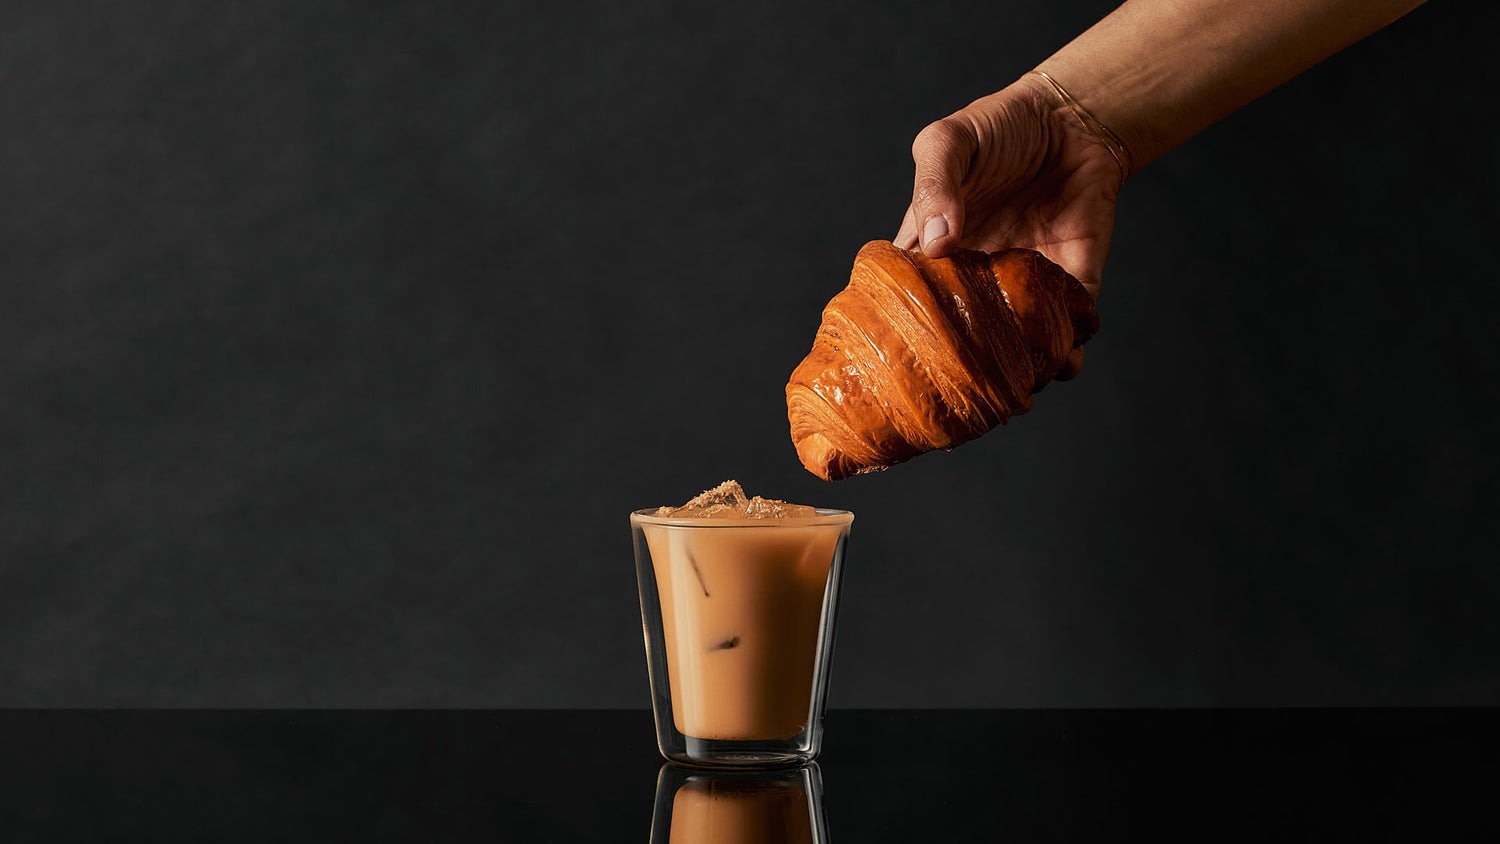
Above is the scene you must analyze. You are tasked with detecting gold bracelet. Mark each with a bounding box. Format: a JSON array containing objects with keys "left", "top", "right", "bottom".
[{"left": 1025, "top": 70, "right": 1133, "bottom": 182}]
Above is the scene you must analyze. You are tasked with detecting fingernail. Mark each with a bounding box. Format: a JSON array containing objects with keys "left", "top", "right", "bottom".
[{"left": 922, "top": 216, "right": 949, "bottom": 251}]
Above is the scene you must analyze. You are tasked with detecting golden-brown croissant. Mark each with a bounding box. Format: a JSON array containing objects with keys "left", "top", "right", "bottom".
[{"left": 786, "top": 240, "right": 1098, "bottom": 481}]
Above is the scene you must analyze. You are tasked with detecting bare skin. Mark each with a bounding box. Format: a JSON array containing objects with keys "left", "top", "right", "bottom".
[{"left": 893, "top": 0, "right": 1428, "bottom": 378}]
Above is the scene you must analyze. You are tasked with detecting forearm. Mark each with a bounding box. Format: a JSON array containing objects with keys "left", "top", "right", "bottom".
[{"left": 1036, "top": 0, "right": 1427, "bottom": 175}]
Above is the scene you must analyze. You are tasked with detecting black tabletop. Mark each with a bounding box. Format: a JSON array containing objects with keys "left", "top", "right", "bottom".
[{"left": 1, "top": 709, "right": 1493, "bottom": 840}]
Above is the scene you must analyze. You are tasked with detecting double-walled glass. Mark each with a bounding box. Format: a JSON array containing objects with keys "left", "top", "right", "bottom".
[
  {"left": 632, "top": 508, "right": 853, "bottom": 768},
  {"left": 649, "top": 762, "right": 827, "bottom": 843}
]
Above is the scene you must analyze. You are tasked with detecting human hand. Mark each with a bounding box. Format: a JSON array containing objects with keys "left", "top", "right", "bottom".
[{"left": 893, "top": 73, "right": 1124, "bottom": 379}]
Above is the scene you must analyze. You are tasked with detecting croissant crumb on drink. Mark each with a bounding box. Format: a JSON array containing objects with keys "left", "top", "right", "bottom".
[{"left": 785, "top": 240, "right": 1098, "bottom": 481}]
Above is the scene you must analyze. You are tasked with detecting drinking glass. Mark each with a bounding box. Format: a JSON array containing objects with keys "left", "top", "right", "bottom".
[{"left": 632, "top": 508, "right": 853, "bottom": 768}]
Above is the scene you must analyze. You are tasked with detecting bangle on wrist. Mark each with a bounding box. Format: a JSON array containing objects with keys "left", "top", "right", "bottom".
[{"left": 1026, "top": 70, "right": 1134, "bottom": 181}]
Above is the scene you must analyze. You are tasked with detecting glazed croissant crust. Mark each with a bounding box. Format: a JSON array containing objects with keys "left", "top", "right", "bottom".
[{"left": 786, "top": 240, "right": 1098, "bottom": 481}]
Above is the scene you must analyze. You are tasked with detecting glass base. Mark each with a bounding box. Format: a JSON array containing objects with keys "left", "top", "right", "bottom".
[{"left": 667, "top": 738, "right": 816, "bottom": 770}]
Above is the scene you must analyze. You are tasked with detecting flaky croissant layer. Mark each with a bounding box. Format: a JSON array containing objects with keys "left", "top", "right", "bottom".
[{"left": 786, "top": 240, "right": 1098, "bottom": 481}]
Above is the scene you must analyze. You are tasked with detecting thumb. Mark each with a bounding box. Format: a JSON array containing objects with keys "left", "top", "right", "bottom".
[{"left": 909, "top": 118, "right": 972, "bottom": 257}]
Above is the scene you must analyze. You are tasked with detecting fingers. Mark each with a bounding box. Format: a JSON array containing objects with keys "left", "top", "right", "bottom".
[
  {"left": 909, "top": 119, "right": 973, "bottom": 257},
  {"left": 893, "top": 206, "right": 918, "bottom": 250},
  {"left": 1043, "top": 235, "right": 1107, "bottom": 302}
]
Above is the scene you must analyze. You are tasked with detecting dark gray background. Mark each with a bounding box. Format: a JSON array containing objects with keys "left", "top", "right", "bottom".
[{"left": 2, "top": 0, "right": 1494, "bottom": 707}]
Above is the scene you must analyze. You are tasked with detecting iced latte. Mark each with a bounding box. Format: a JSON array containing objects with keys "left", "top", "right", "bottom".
[{"left": 633, "top": 481, "right": 852, "bottom": 767}]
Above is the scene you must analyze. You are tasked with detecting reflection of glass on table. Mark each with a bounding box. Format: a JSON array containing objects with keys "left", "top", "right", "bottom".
[{"left": 649, "top": 763, "right": 826, "bottom": 844}]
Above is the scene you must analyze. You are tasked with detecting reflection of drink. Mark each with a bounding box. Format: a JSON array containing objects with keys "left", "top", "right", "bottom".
[
  {"left": 640, "top": 523, "right": 842, "bottom": 741},
  {"left": 634, "top": 481, "right": 852, "bottom": 767},
  {"left": 650, "top": 763, "right": 825, "bottom": 844},
  {"left": 669, "top": 776, "right": 814, "bottom": 844}
]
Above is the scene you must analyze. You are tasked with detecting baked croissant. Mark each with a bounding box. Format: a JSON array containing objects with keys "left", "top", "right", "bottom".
[{"left": 785, "top": 240, "right": 1098, "bottom": 481}]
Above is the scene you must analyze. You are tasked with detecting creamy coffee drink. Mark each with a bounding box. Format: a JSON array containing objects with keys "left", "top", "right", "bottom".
[{"left": 638, "top": 481, "right": 846, "bottom": 743}]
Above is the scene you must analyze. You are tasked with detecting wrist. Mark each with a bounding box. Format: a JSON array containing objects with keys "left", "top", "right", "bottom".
[
  {"left": 1032, "top": 54, "right": 1172, "bottom": 178},
  {"left": 1023, "top": 69, "right": 1134, "bottom": 184}
]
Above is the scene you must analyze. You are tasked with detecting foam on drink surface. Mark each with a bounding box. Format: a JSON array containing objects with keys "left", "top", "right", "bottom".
[{"left": 654, "top": 480, "right": 820, "bottom": 519}]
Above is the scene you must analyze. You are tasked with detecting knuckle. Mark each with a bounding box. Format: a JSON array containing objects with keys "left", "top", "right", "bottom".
[
  {"left": 912, "top": 176, "right": 949, "bottom": 207},
  {"left": 912, "top": 118, "right": 962, "bottom": 158}
]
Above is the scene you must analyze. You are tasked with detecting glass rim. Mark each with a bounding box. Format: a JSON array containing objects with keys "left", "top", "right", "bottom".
[{"left": 630, "top": 507, "right": 854, "bottom": 528}]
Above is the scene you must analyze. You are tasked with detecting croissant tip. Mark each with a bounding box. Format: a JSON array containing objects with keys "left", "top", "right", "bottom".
[{"left": 794, "top": 433, "right": 845, "bottom": 482}]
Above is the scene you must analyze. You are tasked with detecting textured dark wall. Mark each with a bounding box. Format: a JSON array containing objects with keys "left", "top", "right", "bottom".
[{"left": 2, "top": 0, "right": 1494, "bottom": 707}]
